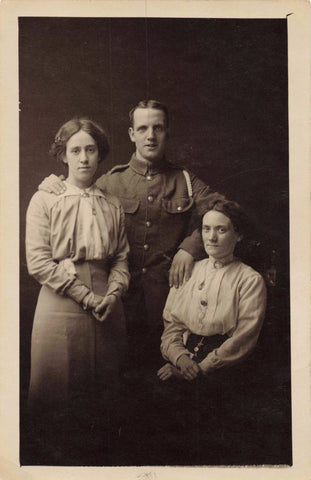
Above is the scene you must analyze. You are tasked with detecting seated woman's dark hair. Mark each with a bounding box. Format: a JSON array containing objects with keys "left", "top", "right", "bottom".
[
  {"left": 202, "top": 199, "right": 266, "bottom": 270},
  {"left": 49, "top": 118, "right": 110, "bottom": 163},
  {"left": 203, "top": 199, "right": 250, "bottom": 238}
]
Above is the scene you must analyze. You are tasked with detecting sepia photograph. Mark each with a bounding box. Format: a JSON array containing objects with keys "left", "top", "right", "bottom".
[
  {"left": 19, "top": 14, "right": 291, "bottom": 467},
  {"left": 0, "top": 1, "right": 310, "bottom": 479}
]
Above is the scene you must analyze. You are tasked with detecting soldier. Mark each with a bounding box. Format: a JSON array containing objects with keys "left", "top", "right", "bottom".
[{"left": 39, "top": 100, "right": 224, "bottom": 375}]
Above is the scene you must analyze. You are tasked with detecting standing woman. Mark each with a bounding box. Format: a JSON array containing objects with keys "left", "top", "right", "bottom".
[{"left": 25, "top": 118, "right": 130, "bottom": 461}]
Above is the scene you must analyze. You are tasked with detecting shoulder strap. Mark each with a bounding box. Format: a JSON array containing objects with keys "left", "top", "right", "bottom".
[
  {"left": 109, "top": 163, "right": 130, "bottom": 174},
  {"left": 182, "top": 170, "right": 193, "bottom": 198}
]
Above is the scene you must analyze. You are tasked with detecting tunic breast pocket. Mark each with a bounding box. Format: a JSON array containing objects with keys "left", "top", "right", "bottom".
[
  {"left": 162, "top": 196, "right": 194, "bottom": 215},
  {"left": 160, "top": 197, "right": 194, "bottom": 252},
  {"left": 118, "top": 197, "right": 140, "bottom": 242}
]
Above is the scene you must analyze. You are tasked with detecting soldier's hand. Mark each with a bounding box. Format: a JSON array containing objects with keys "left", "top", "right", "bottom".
[
  {"left": 38, "top": 174, "right": 66, "bottom": 194},
  {"left": 169, "top": 249, "right": 194, "bottom": 288}
]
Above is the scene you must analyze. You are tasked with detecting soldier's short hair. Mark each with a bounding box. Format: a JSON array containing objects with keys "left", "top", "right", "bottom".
[{"left": 129, "top": 100, "right": 169, "bottom": 128}]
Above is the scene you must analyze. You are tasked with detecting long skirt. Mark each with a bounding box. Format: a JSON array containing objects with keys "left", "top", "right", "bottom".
[{"left": 28, "top": 260, "right": 126, "bottom": 413}]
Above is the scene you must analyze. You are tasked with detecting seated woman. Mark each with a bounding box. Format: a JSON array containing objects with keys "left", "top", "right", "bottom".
[
  {"left": 157, "top": 199, "right": 267, "bottom": 382},
  {"left": 25, "top": 118, "right": 130, "bottom": 457}
]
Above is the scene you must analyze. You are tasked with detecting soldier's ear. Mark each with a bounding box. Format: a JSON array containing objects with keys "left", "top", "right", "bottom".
[{"left": 128, "top": 127, "right": 135, "bottom": 143}]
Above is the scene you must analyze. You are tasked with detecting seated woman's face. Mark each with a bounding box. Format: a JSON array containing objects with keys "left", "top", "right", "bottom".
[
  {"left": 63, "top": 130, "right": 99, "bottom": 188},
  {"left": 202, "top": 210, "right": 242, "bottom": 260}
]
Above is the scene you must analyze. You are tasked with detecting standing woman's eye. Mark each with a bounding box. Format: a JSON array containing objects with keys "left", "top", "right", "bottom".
[{"left": 71, "top": 148, "right": 80, "bottom": 155}]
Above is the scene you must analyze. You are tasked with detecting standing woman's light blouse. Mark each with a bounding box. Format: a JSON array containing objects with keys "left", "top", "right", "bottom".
[
  {"left": 26, "top": 181, "right": 130, "bottom": 303},
  {"left": 161, "top": 256, "right": 266, "bottom": 374}
]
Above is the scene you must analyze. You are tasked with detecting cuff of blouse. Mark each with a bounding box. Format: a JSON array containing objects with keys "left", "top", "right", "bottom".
[
  {"left": 65, "top": 282, "right": 91, "bottom": 304},
  {"left": 198, "top": 356, "right": 218, "bottom": 374},
  {"left": 106, "top": 282, "right": 126, "bottom": 298},
  {"left": 170, "top": 349, "right": 192, "bottom": 368}
]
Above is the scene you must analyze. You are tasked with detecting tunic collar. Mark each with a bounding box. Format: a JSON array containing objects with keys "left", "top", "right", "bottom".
[{"left": 129, "top": 153, "right": 170, "bottom": 175}]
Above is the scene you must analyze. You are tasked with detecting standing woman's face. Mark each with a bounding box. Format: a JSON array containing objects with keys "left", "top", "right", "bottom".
[{"left": 63, "top": 130, "right": 99, "bottom": 189}]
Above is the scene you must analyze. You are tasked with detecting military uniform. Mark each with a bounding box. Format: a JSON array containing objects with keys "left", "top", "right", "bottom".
[{"left": 96, "top": 154, "right": 223, "bottom": 370}]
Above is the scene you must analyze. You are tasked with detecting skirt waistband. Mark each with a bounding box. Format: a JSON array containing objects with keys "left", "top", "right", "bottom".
[{"left": 186, "top": 333, "right": 228, "bottom": 363}]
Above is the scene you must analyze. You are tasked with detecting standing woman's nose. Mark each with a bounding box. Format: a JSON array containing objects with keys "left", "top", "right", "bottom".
[{"left": 80, "top": 148, "right": 88, "bottom": 163}]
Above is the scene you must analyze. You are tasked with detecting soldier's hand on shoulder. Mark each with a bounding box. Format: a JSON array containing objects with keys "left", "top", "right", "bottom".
[
  {"left": 169, "top": 249, "right": 194, "bottom": 288},
  {"left": 38, "top": 174, "right": 66, "bottom": 194}
]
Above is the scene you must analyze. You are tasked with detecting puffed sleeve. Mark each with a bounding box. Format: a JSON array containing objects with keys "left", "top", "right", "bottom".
[
  {"left": 198, "top": 272, "right": 267, "bottom": 374},
  {"left": 105, "top": 202, "right": 130, "bottom": 297},
  {"left": 26, "top": 192, "right": 90, "bottom": 304},
  {"left": 160, "top": 288, "right": 190, "bottom": 365},
  {"left": 178, "top": 171, "right": 226, "bottom": 259}
]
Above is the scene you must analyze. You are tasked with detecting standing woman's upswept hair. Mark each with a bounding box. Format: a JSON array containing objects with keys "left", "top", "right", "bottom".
[{"left": 49, "top": 117, "right": 110, "bottom": 163}]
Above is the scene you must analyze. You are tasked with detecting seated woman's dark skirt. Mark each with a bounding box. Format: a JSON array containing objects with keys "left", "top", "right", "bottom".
[{"left": 186, "top": 333, "right": 228, "bottom": 363}]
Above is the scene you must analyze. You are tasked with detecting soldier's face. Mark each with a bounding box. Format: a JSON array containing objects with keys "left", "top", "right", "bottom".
[{"left": 128, "top": 108, "right": 168, "bottom": 163}]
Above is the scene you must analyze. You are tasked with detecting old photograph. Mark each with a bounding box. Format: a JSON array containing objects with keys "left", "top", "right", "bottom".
[
  {"left": 1, "top": 1, "right": 310, "bottom": 479},
  {"left": 19, "top": 15, "right": 291, "bottom": 467}
]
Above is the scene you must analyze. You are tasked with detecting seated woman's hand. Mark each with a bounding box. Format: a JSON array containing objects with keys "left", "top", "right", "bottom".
[
  {"left": 176, "top": 354, "right": 201, "bottom": 381},
  {"left": 157, "top": 363, "right": 184, "bottom": 381}
]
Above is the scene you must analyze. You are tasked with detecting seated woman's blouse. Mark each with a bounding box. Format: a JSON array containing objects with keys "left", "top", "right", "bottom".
[
  {"left": 161, "top": 256, "right": 267, "bottom": 374},
  {"left": 26, "top": 182, "right": 130, "bottom": 303}
]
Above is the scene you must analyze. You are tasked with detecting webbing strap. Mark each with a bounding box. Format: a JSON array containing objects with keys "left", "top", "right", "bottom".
[{"left": 182, "top": 170, "right": 193, "bottom": 197}]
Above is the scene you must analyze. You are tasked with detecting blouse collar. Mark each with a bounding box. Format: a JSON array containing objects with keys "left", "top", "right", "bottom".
[
  {"left": 208, "top": 254, "right": 235, "bottom": 269},
  {"left": 63, "top": 181, "right": 105, "bottom": 198}
]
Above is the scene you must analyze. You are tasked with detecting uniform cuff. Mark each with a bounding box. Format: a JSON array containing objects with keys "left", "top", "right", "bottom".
[{"left": 178, "top": 241, "right": 205, "bottom": 261}]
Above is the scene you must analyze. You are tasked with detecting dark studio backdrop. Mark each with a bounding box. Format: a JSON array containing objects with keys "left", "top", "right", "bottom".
[{"left": 19, "top": 17, "right": 291, "bottom": 465}]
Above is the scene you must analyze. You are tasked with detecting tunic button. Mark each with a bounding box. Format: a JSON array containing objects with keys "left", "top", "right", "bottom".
[
  {"left": 142, "top": 267, "right": 147, "bottom": 274},
  {"left": 200, "top": 300, "right": 208, "bottom": 307},
  {"left": 143, "top": 244, "right": 149, "bottom": 251},
  {"left": 177, "top": 206, "right": 182, "bottom": 211},
  {"left": 146, "top": 175, "right": 152, "bottom": 181},
  {"left": 147, "top": 195, "right": 154, "bottom": 202},
  {"left": 146, "top": 221, "right": 152, "bottom": 228}
]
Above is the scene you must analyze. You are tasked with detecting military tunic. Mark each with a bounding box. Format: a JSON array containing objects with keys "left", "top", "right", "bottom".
[{"left": 95, "top": 154, "right": 223, "bottom": 368}]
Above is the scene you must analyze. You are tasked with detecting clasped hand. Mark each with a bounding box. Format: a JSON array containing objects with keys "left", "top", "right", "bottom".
[
  {"left": 83, "top": 292, "right": 117, "bottom": 322},
  {"left": 157, "top": 355, "right": 201, "bottom": 381}
]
